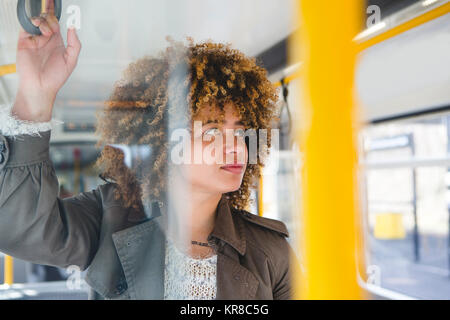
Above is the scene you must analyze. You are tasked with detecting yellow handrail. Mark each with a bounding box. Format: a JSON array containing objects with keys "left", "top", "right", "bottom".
[
  {"left": 0, "top": 64, "right": 16, "bottom": 77},
  {"left": 357, "top": 2, "right": 450, "bottom": 51},
  {"left": 274, "top": 2, "right": 450, "bottom": 87},
  {"left": 42, "top": 0, "right": 48, "bottom": 14},
  {"left": 4, "top": 255, "right": 13, "bottom": 285},
  {"left": 273, "top": 68, "right": 302, "bottom": 88},
  {"left": 291, "top": 0, "right": 364, "bottom": 299}
]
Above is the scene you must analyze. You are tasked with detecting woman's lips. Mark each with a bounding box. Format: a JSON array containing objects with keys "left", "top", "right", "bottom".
[{"left": 220, "top": 164, "right": 244, "bottom": 174}]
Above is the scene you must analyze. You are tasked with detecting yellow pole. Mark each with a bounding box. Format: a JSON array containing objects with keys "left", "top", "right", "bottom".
[
  {"left": 258, "top": 175, "right": 264, "bottom": 217},
  {"left": 0, "top": 64, "right": 16, "bottom": 77},
  {"left": 291, "top": 1, "right": 364, "bottom": 299},
  {"left": 4, "top": 255, "right": 13, "bottom": 285}
]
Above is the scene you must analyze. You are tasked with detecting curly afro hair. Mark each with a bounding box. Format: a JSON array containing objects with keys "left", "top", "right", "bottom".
[{"left": 94, "top": 37, "right": 280, "bottom": 213}]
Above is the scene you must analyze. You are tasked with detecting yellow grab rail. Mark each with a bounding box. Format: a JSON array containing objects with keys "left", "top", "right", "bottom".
[
  {"left": 357, "top": 2, "right": 450, "bottom": 51},
  {"left": 291, "top": 0, "right": 365, "bottom": 299},
  {"left": 4, "top": 255, "right": 14, "bottom": 285},
  {"left": 42, "top": 0, "right": 48, "bottom": 14},
  {"left": 0, "top": 64, "right": 16, "bottom": 77},
  {"left": 274, "top": 2, "right": 450, "bottom": 87}
]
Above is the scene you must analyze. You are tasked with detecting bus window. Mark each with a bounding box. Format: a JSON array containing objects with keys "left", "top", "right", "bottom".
[{"left": 362, "top": 113, "right": 450, "bottom": 299}]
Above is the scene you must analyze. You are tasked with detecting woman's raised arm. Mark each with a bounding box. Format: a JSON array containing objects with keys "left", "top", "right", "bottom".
[{"left": 0, "top": 8, "right": 101, "bottom": 271}]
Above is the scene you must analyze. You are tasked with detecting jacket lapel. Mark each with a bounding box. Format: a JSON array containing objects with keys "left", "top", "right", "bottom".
[
  {"left": 216, "top": 246, "right": 259, "bottom": 299},
  {"left": 112, "top": 215, "right": 166, "bottom": 299},
  {"left": 209, "top": 195, "right": 246, "bottom": 255},
  {"left": 211, "top": 195, "right": 259, "bottom": 299}
]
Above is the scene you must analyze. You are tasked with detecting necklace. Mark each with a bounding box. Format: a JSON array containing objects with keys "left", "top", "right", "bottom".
[
  {"left": 191, "top": 240, "right": 210, "bottom": 247},
  {"left": 168, "top": 239, "right": 214, "bottom": 259}
]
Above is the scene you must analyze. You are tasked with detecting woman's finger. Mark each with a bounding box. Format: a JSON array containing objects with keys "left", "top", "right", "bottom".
[
  {"left": 46, "top": 0, "right": 55, "bottom": 15},
  {"left": 38, "top": 16, "right": 53, "bottom": 37},
  {"left": 46, "top": 14, "right": 60, "bottom": 34},
  {"left": 64, "top": 27, "right": 82, "bottom": 70},
  {"left": 31, "top": 17, "right": 41, "bottom": 27}
]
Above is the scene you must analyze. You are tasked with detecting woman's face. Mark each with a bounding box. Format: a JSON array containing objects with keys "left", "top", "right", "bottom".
[{"left": 176, "top": 102, "right": 248, "bottom": 195}]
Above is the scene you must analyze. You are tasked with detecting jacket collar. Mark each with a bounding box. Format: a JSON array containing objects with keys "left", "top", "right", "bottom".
[
  {"left": 209, "top": 195, "right": 246, "bottom": 256},
  {"left": 127, "top": 194, "right": 247, "bottom": 256},
  {"left": 95, "top": 195, "right": 255, "bottom": 299},
  {"left": 127, "top": 199, "right": 162, "bottom": 222}
]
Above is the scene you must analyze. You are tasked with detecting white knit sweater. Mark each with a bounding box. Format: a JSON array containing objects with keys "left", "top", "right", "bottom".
[{"left": 164, "top": 238, "right": 217, "bottom": 300}]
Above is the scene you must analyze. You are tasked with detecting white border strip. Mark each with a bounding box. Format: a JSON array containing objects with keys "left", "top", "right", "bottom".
[{"left": 365, "top": 283, "right": 418, "bottom": 300}]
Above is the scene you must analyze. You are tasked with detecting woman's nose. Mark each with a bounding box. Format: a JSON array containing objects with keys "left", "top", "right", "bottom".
[{"left": 223, "top": 130, "right": 246, "bottom": 162}]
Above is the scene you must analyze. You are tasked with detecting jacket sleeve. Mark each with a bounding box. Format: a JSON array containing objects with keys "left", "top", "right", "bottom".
[{"left": 0, "top": 130, "right": 103, "bottom": 271}]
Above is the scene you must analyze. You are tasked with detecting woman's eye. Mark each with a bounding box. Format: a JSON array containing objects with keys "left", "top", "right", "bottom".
[
  {"left": 203, "top": 128, "right": 221, "bottom": 137},
  {"left": 234, "top": 128, "right": 245, "bottom": 138}
]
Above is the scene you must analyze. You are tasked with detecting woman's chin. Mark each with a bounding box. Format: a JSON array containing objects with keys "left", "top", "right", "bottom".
[{"left": 218, "top": 181, "right": 243, "bottom": 193}]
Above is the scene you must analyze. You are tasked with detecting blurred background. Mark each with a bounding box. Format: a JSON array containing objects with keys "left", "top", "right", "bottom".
[{"left": 0, "top": 0, "right": 449, "bottom": 299}]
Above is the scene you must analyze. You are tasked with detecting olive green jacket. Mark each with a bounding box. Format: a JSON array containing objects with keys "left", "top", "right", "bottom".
[{"left": 0, "top": 131, "right": 295, "bottom": 299}]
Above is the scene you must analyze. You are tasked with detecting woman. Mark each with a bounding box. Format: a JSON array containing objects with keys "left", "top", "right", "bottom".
[{"left": 0, "top": 10, "right": 297, "bottom": 300}]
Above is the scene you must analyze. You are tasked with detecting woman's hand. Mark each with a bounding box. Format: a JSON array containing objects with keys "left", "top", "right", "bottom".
[{"left": 13, "top": 5, "right": 81, "bottom": 122}]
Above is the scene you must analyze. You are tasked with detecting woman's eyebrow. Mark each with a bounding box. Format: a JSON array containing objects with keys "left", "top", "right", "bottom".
[
  {"left": 202, "top": 119, "right": 245, "bottom": 126},
  {"left": 203, "top": 120, "right": 219, "bottom": 125}
]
